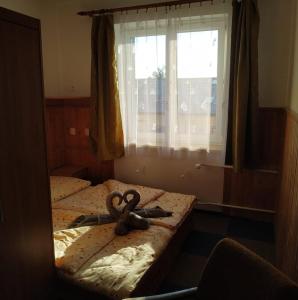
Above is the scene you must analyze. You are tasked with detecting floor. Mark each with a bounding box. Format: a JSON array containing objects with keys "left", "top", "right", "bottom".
[{"left": 158, "top": 210, "right": 276, "bottom": 293}]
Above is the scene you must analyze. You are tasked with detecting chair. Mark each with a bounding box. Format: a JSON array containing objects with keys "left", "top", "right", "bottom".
[{"left": 125, "top": 238, "right": 298, "bottom": 300}]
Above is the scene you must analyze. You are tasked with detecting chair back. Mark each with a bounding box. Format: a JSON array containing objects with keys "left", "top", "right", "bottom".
[{"left": 196, "top": 238, "right": 298, "bottom": 300}]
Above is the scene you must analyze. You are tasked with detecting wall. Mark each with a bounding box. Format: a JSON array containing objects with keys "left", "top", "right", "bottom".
[
  {"left": 4, "top": 0, "right": 295, "bottom": 203},
  {"left": 40, "top": 2, "right": 61, "bottom": 98},
  {"left": 37, "top": 0, "right": 295, "bottom": 203},
  {"left": 290, "top": 0, "right": 298, "bottom": 114},
  {"left": 0, "top": 0, "right": 61, "bottom": 98},
  {"left": 42, "top": 0, "right": 179, "bottom": 97},
  {"left": 0, "top": 0, "right": 42, "bottom": 18},
  {"left": 38, "top": 0, "right": 297, "bottom": 108},
  {"left": 258, "top": 0, "right": 296, "bottom": 107},
  {"left": 46, "top": 98, "right": 114, "bottom": 183}
]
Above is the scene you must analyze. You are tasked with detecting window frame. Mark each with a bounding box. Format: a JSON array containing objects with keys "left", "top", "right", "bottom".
[{"left": 116, "top": 14, "right": 230, "bottom": 151}]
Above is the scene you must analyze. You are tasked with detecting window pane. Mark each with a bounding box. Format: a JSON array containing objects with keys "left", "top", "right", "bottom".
[
  {"left": 176, "top": 30, "right": 219, "bottom": 145},
  {"left": 134, "top": 35, "right": 166, "bottom": 140},
  {"left": 177, "top": 30, "right": 218, "bottom": 78},
  {"left": 135, "top": 35, "right": 166, "bottom": 79}
]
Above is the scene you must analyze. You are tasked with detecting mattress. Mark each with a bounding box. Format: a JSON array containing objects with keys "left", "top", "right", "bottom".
[
  {"left": 50, "top": 176, "right": 91, "bottom": 202},
  {"left": 52, "top": 179, "right": 196, "bottom": 299}
]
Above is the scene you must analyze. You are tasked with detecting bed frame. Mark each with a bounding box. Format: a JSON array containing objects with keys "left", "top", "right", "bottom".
[{"left": 52, "top": 209, "right": 194, "bottom": 300}]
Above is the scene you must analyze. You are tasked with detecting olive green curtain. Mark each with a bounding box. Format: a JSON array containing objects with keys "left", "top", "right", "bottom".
[
  {"left": 90, "top": 14, "right": 124, "bottom": 161},
  {"left": 225, "top": 0, "right": 260, "bottom": 171}
]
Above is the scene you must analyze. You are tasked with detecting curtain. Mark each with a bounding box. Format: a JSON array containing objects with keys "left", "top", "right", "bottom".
[
  {"left": 90, "top": 14, "right": 124, "bottom": 161},
  {"left": 225, "top": 0, "right": 260, "bottom": 171},
  {"left": 114, "top": 2, "right": 231, "bottom": 165}
]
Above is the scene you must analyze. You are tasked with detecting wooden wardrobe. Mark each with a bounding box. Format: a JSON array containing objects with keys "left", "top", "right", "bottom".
[{"left": 0, "top": 7, "right": 54, "bottom": 300}]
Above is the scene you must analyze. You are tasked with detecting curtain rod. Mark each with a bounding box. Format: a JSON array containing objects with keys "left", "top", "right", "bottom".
[{"left": 77, "top": 0, "right": 218, "bottom": 17}]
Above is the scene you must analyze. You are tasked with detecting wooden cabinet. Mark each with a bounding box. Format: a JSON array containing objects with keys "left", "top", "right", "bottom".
[{"left": 0, "top": 7, "right": 54, "bottom": 300}]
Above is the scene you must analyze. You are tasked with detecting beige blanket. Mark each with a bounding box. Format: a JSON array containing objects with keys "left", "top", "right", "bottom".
[
  {"left": 54, "top": 224, "right": 115, "bottom": 274},
  {"left": 52, "top": 184, "right": 110, "bottom": 215},
  {"left": 52, "top": 179, "right": 196, "bottom": 299},
  {"left": 60, "top": 226, "right": 173, "bottom": 299}
]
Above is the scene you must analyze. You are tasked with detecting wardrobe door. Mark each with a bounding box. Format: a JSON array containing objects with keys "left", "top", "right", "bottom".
[{"left": 0, "top": 7, "right": 54, "bottom": 300}]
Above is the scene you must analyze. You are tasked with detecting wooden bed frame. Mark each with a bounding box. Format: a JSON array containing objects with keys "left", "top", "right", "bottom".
[{"left": 52, "top": 209, "right": 194, "bottom": 300}]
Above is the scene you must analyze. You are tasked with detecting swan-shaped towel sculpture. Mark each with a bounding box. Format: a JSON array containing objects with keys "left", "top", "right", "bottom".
[{"left": 69, "top": 189, "right": 172, "bottom": 235}]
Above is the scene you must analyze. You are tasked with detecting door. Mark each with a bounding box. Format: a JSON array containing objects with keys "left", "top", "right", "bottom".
[{"left": 0, "top": 7, "right": 54, "bottom": 300}]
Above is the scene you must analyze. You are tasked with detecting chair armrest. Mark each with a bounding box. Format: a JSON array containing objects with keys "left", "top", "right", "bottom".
[{"left": 124, "top": 287, "right": 198, "bottom": 300}]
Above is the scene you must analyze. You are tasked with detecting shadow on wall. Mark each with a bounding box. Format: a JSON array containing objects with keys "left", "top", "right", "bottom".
[{"left": 114, "top": 154, "right": 225, "bottom": 203}]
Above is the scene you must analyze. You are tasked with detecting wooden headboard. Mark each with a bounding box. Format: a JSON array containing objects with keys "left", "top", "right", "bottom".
[{"left": 45, "top": 97, "right": 113, "bottom": 183}]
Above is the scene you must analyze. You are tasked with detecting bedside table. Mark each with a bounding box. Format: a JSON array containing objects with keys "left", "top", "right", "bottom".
[{"left": 50, "top": 165, "right": 88, "bottom": 179}]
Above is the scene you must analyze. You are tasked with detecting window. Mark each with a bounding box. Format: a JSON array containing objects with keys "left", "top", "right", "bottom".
[{"left": 115, "top": 10, "right": 230, "bottom": 155}]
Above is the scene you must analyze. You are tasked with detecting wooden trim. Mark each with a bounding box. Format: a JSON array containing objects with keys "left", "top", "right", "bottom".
[
  {"left": 287, "top": 107, "right": 298, "bottom": 123},
  {"left": 195, "top": 204, "right": 275, "bottom": 223},
  {"left": 200, "top": 163, "right": 279, "bottom": 174},
  {"left": 196, "top": 202, "right": 275, "bottom": 214},
  {"left": 46, "top": 99, "right": 65, "bottom": 107},
  {"left": 63, "top": 98, "right": 91, "bottom": 107},
  {"left": 259, "top": 107, "right": 286, "bottom": 112},
  {"left": 78, "top": 0, "right": 212, "bottom": 16},
  {"left": 46, "top": 98, "right": 91, "bottom": 107}
]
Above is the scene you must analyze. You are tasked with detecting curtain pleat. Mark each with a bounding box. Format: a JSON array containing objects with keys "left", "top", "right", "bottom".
[
  {"left": 90, "top": 15, "right": 124, "bottom": 161},
  {"left": 115, "top": 5, "right": 231, "bottom": 164},
  {"left": 225, "top": 0, "right": 260, "bottom": 171}
]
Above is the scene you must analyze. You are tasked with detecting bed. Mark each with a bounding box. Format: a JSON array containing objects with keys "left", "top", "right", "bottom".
[{"left": 50, "top": 176, "right": 196, "bottom": 300}]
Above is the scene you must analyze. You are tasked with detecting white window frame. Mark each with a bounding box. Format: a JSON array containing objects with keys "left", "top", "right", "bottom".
[{"left": 116, "top": 13, "right": 230, "bottom": 151}]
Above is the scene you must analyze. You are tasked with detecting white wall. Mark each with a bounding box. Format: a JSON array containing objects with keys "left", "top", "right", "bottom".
[
  {"left": 115, "top": 155, "right": 224, "bottom": 202},
  {"left": 38, "top": 0, "right": 297, "bottom": 108},
  {"left": 0, "top": 0, "right": 61, "bottom": 97},
  {"left": 0, "top": 0, "right": 42, "bottom": 18},
  {"left": 41, "top": 0, "right": 177, "bottom": 97},
  {"left": 258, "top": 0, "right": 296, "bottom": 108},
  {"left": 290, "top": 0, "right": 298, "bottom": 114},
  {"left": 40, "top": 2, "right": 61, "bottom": 98},
  {"left": 8, "top": 0, "right": 292, "bottom": 105}
]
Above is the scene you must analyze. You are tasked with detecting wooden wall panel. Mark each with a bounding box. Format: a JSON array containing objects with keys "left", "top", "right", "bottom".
[
  {"left": 223, "top": 169, "right": 279, "bottom": 211},
  {"left": 259, "top": 108, "right": 287, "bottom": 170},
  {"left": 223, "top": 107, "right": 286, "bottom": 211},
  {"left": 276, "top": 110, "right": 298, "bottom": 282},
  {"left": 46, "top": 98, "right": 113, "bottom": 183},
  {"left": 46, "top": 106, "right": 65, "bottom": 170}
]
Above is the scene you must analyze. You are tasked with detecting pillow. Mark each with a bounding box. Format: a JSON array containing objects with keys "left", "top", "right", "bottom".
[{"left": 50, "top": 176, "right": 91, "bottom": 202}]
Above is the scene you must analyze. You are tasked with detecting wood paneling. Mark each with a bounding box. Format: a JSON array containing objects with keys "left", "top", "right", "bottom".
[
  {"left": 45, "top": 98, "right": 113, "bottom": 183},
  {"left": 223, "top": 107, "right": 286, "bottom": 211},
  {"left": 223, "top": 169, "right": 279, "bottom": 211},
  {"left": 0, "top": 7, "right": 54, "bottom": 299},
  {"left": 46, "top": 106, "right": 65, "bottom": 170},
  {"left": 259, "top": 108, "right": 287, "bottom": 170},
  {"left": 276, "top": 110, "right": 298, "bottom": 282}
]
